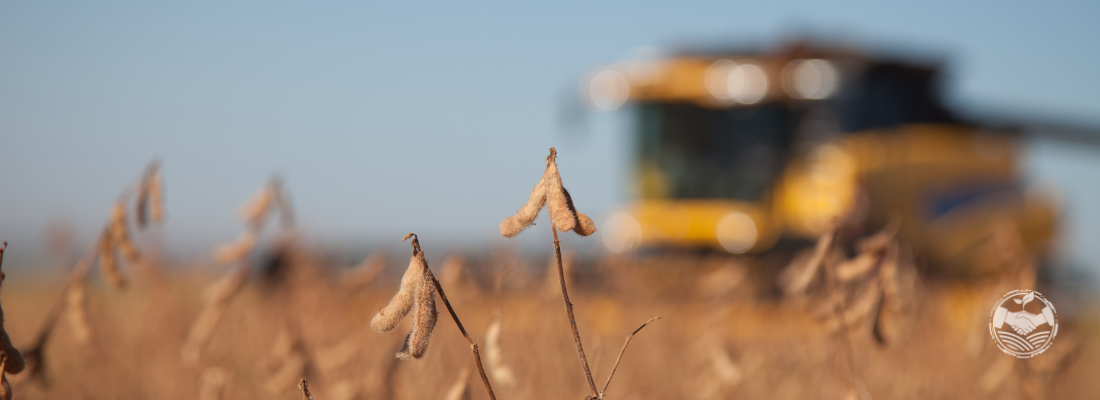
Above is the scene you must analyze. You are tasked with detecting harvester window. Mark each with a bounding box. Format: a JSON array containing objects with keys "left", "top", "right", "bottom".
[{"left": 636, "top": 102, "right": 792, "bottom": 201}]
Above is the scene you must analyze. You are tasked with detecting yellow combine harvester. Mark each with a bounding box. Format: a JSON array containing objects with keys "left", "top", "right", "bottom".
[{"left": 587, "top": 43, "right": 1058, "bottom": 273}]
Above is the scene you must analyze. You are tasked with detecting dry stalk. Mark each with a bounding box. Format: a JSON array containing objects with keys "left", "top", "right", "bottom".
[
  {"left": 298, "top": 378, "right": 315, "bottom": 400},
  {"left": 0, "top": 356, "right": 10, "bottom": 400},
  {"left": 820, "top": 224, "right": 874, "bottom": 400},
  {"left": 872, "top": 243, "right": 902, "bottom": 344},
  {"left": 0, "top": 243, "right": 25, "bottom": 400},
  {"left": 551, "top": 200, "right": 599, "bottom": 398},
  {"left": 598, "top": 317, "right": 661, "bottom": 399},
  {"left": 22, "top": 236, "right": 104, "bottom": 383}
]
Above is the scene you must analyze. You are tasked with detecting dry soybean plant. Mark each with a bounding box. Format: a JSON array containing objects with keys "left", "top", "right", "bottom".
[
  {"left": 182, "top": 177, "right": 295, "bottom": 364},
  {"left": 499, "top": 147, "right": 658, "bottom": 400},
  {"left": 0, "top": 243, "right": 27, "bottom": 400},
  {"left": 777, "top": 218, "right": 909, "bottom": 400},
  {"left": 370, "top": 233, "right": 498, "bottom": 399},
  {"left": 21, "top": 161, "right": 166, "bottom": 383}
]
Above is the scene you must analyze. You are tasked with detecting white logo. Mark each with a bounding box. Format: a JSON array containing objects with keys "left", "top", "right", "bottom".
[{"left": 989, "top": 289, "right": 1058, "bottom": 358}]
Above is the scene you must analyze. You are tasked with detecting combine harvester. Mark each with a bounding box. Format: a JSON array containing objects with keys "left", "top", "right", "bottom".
[{"left": 583, "top": 41, "right": 1063, "bottom": 275}]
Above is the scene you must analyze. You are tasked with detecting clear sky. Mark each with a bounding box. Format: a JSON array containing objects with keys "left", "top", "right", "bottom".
[{"left": 1, "top": 1, "right": 1098, "bottom": 264}]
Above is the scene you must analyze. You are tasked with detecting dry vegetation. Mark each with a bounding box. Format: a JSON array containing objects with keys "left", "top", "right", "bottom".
[{"left": 0, "top": 152, "right": 1097, "bottom": 399}]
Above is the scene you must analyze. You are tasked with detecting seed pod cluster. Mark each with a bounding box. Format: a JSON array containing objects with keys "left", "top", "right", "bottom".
[
  {"left": 789, "top": 220, "right": 908, "bottom": 344},
  {"left": 97, "top": 232, "right": 126, "bottom": 289},
  {"left": 93, "top": 201, "right": 143, "bottom": 290},
  {"left": 370, "top": 234, "right": 438, "bottom": 360},
  {"left": 184, "top": 177, "right": 294, "bottom": 363},
  {"left": 109, "top": 202, "right": 141, "bottom": 262},
  {"left": 499, "top": 148, "right": 597, "bottom": 237}
]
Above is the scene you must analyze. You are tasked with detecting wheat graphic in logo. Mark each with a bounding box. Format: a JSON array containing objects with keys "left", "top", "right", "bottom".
[{"left": 989, "top": 289, "right": 1058, "bottom": 358}]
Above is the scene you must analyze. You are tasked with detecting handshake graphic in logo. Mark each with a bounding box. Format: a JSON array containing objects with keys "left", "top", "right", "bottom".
[{"left": 989, "top": 290, "right": 1058, "bottom": 358}]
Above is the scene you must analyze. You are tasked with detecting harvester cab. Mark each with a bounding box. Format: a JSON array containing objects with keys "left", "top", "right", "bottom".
[{"left": 586, "top": 42, "right": 1057, "bottom": 273}]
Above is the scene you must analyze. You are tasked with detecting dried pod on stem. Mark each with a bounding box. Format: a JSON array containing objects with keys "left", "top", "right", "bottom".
[
  {"left": 375, "top": 234, "right": 438, "bottom": 360},
  {"left": 499, "top": 148, "right": 662, "bottom": 400},
  {"left": 136, "top": 161, "right": 165, "bottom": 228},
  {"left": 498, "top": 148, "right": 597, "bottom": 238},
  {"left": 109, "top": 202, "right": 141, "bottom": 262},
  {"left": 369, "top": 254, "right": 422, "bottom": 333},
  {"left": 498, "top": 176, "right": 547, "bottom": 237},
  {"left": 97, "top": 233, "right": 126, "bottom": 289},
  {"left": 370, "top": 234, "right": 497, "bottom": 400}
]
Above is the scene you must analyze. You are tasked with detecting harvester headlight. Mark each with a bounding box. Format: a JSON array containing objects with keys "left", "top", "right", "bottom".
[
  {"left": 705, "top": 60, "right": 738, "bottom": 103},
  {"left": 728, "top": 63, "right": 768, "bottom": 104},
  {"left": 587, "top": 69, "right": 630, "bottom": 111},
  {"left": 716, "top": 212, "right": 757, "bottom": 254},
  {"left": 603, "top": 212, "right": 642, "bottom": 254},
  {"left": 706, "top": 60, "right": 768, "bottom": 105},
  {"left": 783, "top": 59, "right": 840, "bottom": 100}
]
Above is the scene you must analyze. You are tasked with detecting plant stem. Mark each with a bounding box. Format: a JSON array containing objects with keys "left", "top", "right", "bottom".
[
  {"left": 600, "top": 316, "right": 660, "bottom": 398},
  {"left": 821, "top": 233, "right": 875, "bottom": 400},
  {"left": 551, "top": 225, "right": 599, "bottom": 399},
  {"left": 412, "top": 238, "right": 497, "bottom": 400},
  {"left": 23, "top": 234, "right": 104, "bottom": 380},
  {"left": 298, "top": 378, "right": 314, "bottom": 400}
]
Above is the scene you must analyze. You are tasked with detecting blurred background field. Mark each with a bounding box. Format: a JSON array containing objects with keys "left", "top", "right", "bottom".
[{"left": 2, "top": 248, "right": 1098, "bottom": 399}]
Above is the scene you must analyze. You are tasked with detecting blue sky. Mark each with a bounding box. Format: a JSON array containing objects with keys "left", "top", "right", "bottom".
[{"left": 1, "top": 1, "right": 1098, "bottom": 263}]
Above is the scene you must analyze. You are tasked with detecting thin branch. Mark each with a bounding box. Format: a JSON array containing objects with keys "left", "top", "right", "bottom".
[
  {"left": 408, "top": 235, "right": 497, "bottom": 400},
  {"left": 600, "top": 316, "right": 661, "bottom": 397},
  {"left": 0, "top": 241, "right": 7, "bottom": 277},
  {"left": 298, "top": 378, "right": 314, "bottom": 400},
  {"left": 551, "top": 225, "right": 599, "bottom": 399},
  {"left": 821, "top": 225, "right": 875, "bottom": 400},
  {"left": 22, "top": 234, "right": 105, "bottom": 381}
]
